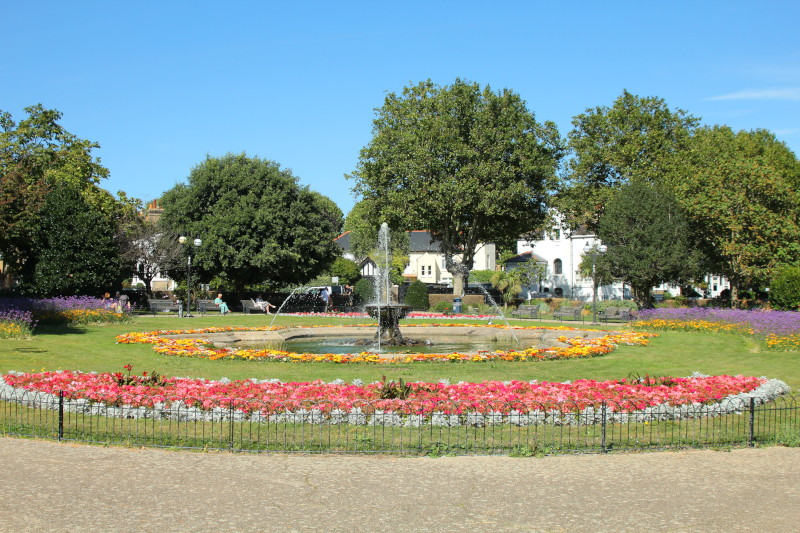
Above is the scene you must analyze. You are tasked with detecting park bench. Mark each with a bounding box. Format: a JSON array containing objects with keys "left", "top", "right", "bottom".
[
  {"left": 598, "top": 307, "right": 633, "bottom": 323},
  {"left": 552, "top": 306, "right": 583, "bottom": 322},
  {"left": 196, "top": 299, "right": 222, "bottom": 316},
  {"left": 241, "top": 299, "right": 267, "bottom": 314},
  {"left": 147, "top": 299, "right": 180, "bottom": 315},
  {"left": 511, "top": 304, "right": 540, "bottom": 320}
]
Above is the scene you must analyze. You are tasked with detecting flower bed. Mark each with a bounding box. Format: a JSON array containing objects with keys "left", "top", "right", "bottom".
[
  {"left": 635, "top": 308, "right": 800, "bottom": 350},
  {"left": 0, "top": 296, "right": 131, "bottom": 328},
  {"left": 1, "top": 370, "right": 788, "bottom": 426},
  {"left": 0, "top": 309, "right": 37, "bottom": 339},
  {"left": 115, "top": 324, "right": 657, "bottom": 363},
  {"left": 282, "top": 311, "right": 496, "bottom": 319}
]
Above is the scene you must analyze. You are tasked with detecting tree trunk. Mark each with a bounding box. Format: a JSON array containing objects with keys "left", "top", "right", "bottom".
[
  {"left": 631, "top": 283, "right": 654, "bottom": 309},
  {"left": 730, "top": 278, "right": 740, "bottom": 308},
  {"left": 452, "top": 274, "right": 465, "bottom": 297}
]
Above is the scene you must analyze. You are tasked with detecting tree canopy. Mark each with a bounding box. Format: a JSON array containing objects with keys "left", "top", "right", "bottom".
[
  {"left": 0, "top": 105, "right": 119, "bottom": 277},
  {"left": 595, "top": 180, "right": 705, "bottom": 308},
  {"left": 20, "top": 182, "right": 124, "bottom": 296},
  {"left": 159, "top": 153, "right": 343, "bottom": 291},
  {"left": 672, "top": 126, "right": 800, "bottom": 300},
  {"left": 342, "top": 199, "right": 410, "bottom": 269},
  {"left": 349, "top": 78, "right": 563, "bottom": 294},
  {"left": 557, "top": 90, "right": 699, "bottom": 229}
]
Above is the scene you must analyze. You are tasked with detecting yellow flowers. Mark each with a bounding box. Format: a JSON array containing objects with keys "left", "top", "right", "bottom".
[{"left": 117, "top": 325, "right": 657, "bottom": 364}]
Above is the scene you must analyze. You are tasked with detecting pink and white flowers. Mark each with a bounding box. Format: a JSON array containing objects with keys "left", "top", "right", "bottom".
[{"left": 1, "top": 371, "right": 787, "bottom": 426}]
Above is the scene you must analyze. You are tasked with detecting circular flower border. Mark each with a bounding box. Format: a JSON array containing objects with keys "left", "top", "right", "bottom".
[
  {"left": 1, "top": 370, "right": 789, "bottom": 427},
  {"left": 116, "top": 324, "right": 657, "bottom": 364}
]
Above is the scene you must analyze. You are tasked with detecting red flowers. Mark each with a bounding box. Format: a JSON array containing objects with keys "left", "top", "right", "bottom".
[{"left": 2, "top": 371, "right": 766, "bottom": 414}]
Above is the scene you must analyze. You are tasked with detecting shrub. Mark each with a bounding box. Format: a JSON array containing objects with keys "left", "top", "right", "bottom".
[
  {"left": 430, "top": 300, "right": 453, "bottom": 313},
  {"left": 327, "top": 258, "right": 361, "bottom": 285},
  {"left": 353, "top": 278, "right": 374, "bottom": 305},
  {"left": 403, "top": 280, "right": 429, "bottom": 310},
  {"left": 770, "top": 265, "right": 800, "bottom": 311},
  {"left": 468, "top": 270, "right": 495, "bottom": 284}
]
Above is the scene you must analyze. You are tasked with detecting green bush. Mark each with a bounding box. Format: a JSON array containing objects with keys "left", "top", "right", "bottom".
[
  {"left": 327, "top": 258, "right": 361, "bottom": 285},
  {"left": 430, "top": 300, "right": 453, "bottom": 313},
  {"left": 770, "top": 265, "right": 800, "bottom": 310},
  {"left": 468, "top": 270, "right": 495, "bottom": 284},
  {"left": 585, "top": 300, "right": 638, "bottom": 312},
  {"left": 403, "top": 281, "right": 429, "bottom": 310},
  {"left": 353, "top": 278, "right": 374, "bottom": 305}
]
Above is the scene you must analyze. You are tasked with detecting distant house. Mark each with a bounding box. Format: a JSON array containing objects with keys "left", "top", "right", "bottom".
[
  {"left": 513, "top": 227, "right": 626, "bottom": 301},
  {"left": 333, "top": 231, "right": 378, "bottom": 277},
  {"left": 334, "top": 230, "right": 496, "bottom": 285},
  {"left": 512, "top": 216, "right": 730, "bottom": 301}
]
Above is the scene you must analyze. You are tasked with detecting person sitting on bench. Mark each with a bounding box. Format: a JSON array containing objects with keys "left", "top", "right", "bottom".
[
  {"left": 214, "top": 293, "right": 230, "bottom": 315},
  {"left": 254, "top": 295, "right": 276, "bottom": 314}
]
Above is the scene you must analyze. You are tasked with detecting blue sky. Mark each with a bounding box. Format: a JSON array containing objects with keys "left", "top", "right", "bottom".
[{"left": 2, "top": 1, "right": 798, "bottom": 216}]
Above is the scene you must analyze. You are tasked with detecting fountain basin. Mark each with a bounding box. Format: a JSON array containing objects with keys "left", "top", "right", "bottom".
[{"left": 167, "top": 325, "right": 609, "bottom": 359}]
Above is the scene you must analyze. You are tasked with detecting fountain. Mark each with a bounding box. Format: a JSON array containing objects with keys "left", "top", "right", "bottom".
[
  {"left": 191, "top": 223, "right": 608, "bottom": 357},
  {"left": 363, "top": 223, "right": 418, "bottom": 346}
]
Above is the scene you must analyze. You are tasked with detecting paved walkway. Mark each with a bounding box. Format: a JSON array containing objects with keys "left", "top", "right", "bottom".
[{"left": 1, "top": 437, "right": 798, "bottom": 532}]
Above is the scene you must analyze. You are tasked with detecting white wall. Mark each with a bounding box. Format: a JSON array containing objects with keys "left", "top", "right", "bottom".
[{"left": 516, "top": 231, "right": 628, "bottom": 301}]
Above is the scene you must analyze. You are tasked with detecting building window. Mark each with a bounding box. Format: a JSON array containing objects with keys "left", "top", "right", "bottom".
[{"left": 554, "top": 258, "right": 563, "bottom": 276}]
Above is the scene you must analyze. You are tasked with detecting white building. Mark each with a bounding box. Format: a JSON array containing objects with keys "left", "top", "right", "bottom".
[
  {"left": 335, "top": 230, "right": 495, "bottom": 285},
  {"left": 512, "top": 227, "right": 628, "bottom": 301},
  {"left": 511, "top": 222, "right": 730, "bottom": 302}
]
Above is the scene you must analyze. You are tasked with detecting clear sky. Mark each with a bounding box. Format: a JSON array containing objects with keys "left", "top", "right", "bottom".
[{"left": 2, "top": 1, "right": 798, "bottom": 216}]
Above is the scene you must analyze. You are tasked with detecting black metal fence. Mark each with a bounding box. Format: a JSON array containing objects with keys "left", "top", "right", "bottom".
[{"left": 2, "top": 390, "right": 798, "bottom": 455}]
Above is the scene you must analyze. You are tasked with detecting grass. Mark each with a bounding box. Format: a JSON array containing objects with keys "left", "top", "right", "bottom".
[
  {"left": 4, "top": 313, "right": 798, "bottom": 454},
  {"left": 1, "top": 313, "right": 799, "bottom": 389}
]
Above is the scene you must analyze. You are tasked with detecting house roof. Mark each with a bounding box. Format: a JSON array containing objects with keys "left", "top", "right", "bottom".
[
  {"left": 505, "top": 251, "right": 547, "bottom": 264},
  {"left": 408, "top": 231, "right": 441, "bottom": 253},
  {"left": 334, "top": 231, "right": 351, "bottom": 251}
]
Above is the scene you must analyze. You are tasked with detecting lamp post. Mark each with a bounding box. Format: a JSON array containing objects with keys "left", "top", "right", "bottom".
[
  {"left": 583, "top": 242, "right": 607, "bottom": 324},
  {"left": 178, "top": 236, "right": 202, "bottom": 317}
]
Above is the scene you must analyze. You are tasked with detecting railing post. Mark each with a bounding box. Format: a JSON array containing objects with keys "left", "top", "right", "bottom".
[
  {"left": 58, "top": 391, "right": 64, "bottom": 441},
  {"left": 601, "top": 401, "right": 607, "bottom": 453},
  {"left": 748, "top": 397, "right": 755, "bottom": 447},
  {"left": 229, "top": 403, "right": 235, "bottom": 450}
]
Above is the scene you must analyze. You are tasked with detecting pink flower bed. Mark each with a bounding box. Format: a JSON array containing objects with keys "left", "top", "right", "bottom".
[
  {"left": 1, "top": 371, "right": 768, "bottom": 414},
  {"left": 283, "top": 311, "right": 492, "bottom": 319}
]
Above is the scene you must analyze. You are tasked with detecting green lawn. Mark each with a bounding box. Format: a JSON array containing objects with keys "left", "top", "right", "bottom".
[{"left": 1, "top": 313, "right": 798, "bottom": 390}]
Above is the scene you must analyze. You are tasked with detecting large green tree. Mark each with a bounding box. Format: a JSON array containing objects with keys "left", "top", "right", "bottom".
[
  {"left": 349, "top": 79, "right": 563, "bottom": 294},
  {"left": 20, "top": 182, "right": 123, "bottom": 296},
  {"left": 159, "top": 153, "right": 343, "bottom": 290},
  {"left": 672, "top": 126, "right": 800, "bottom": 302},
  {"left": 0, "top": 105, "right": 127, "bottom": 281},
  {"left": 594, "top": 180, "right": 705, "bottom": 308},
  {"left": 558, "top": 90, "right": 699, "bottom": 229}
]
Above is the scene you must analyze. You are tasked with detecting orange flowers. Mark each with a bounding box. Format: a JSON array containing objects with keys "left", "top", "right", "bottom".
[{"left": 117, "top": 325, "right": 656, "bottom": 364}]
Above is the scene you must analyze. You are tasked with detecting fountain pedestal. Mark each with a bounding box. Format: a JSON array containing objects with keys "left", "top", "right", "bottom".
[{"left": 364, "top": 304, "right": 414, "bottom": 345}]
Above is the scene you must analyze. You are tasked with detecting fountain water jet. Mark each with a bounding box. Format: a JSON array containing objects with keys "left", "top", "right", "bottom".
[{"left": 362, "top": 223, "right": 419, "bottom": 347}]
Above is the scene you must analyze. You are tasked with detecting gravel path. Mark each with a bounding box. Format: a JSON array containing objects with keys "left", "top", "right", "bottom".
[{"left": 1, "top": 437, "right": 798, "bottom": 532}]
